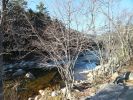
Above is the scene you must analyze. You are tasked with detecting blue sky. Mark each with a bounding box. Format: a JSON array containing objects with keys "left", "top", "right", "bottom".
[
  {"left": 27, "top": 0, "right": 133, "bottom": 15},
  {"left": 120, "top": 0, "right": 133, "bottom": 10},
  {"left": 27, "top": 0, "right": 133, "bottom": 31}
]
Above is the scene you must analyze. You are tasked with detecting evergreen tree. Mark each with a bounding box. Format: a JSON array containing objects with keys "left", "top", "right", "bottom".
[{"left": 36, "top": 1, "right": 47, "bottom": 14}]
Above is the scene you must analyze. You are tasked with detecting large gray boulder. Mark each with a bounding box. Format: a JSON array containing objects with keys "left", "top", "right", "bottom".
[{"left": 90, "top": 83, "right": 133, "bottom": 100}]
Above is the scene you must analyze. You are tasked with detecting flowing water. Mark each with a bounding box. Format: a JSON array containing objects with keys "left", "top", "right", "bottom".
[{"left": 74, "top": 51, "right": 99, "bottom": 80}]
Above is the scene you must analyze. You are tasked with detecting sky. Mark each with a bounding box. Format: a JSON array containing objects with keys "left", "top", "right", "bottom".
[
  {"left": 27, "top": 0, "right": 133, "bottom": 16},
  {"left": 27, "top": 0, "right": 133, "bottom": 32}
]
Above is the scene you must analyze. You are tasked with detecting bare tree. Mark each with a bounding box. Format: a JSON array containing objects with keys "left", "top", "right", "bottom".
[
  {"left": 9, "top": 2, "right": 89, "bottom": 99},
  {"left": 24, "top": 18, "right": 88, "bottom": 100},
  {"left": 96, "top": 0, "right": 133, "bottom": 75}
]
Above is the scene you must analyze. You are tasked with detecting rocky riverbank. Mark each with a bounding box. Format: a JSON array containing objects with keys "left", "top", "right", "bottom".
[
  {"left": 27, "top": 61, "right": 133, "bottom": 100},
  {"left": 3, "top": 56, "right": 133, "bottom": 100}
]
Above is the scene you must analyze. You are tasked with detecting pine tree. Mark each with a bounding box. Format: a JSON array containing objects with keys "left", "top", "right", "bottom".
[{"left": 36, "top": 1, "right": 47, "bottom": 14}]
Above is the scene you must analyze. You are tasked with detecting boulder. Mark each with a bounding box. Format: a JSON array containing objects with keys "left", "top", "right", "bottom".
[
  {"left": 128, "top": 72, "right": 133, "bottom": 80},
  {"left": 61, "top": 87, "right": 67, "bottom": 95},
  {"left": 39, "top": 90, "right": 45, "bottom": 96},
  {"left": 12, "top": 69, "right": 26, "bottom": 77},
  {"left": 51, "top": 91, "right": 58, "bottom": 97},
  {"left": 34, "top": 95, "right": 42, "bottom": 100},
  {"left": 25, "top": 72, "right": 35, "bottom": 79},
  {"left": 90, "top": 83, "right": 133, "bottom": 100}
]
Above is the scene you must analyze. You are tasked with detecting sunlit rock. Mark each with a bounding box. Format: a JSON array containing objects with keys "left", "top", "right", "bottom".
[
  {"left": 34, "top": 95, "right": 41, "bottom": 100},
  {"left": 51, "top": 91, "right": 58, "bottom": 97},
  {"left": 39, "top": 90, "right": 45, "bottom": 96},
  {"left": 25, "top": 72, "right": 35, "bottom": 79},
  {"left": 61, "top": 87, "right": 67, "bottom": 95},
  {"left": 129, "top": 72, "right": 133, "bottom": 80}
]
